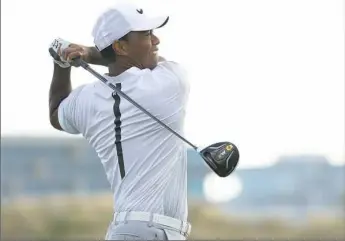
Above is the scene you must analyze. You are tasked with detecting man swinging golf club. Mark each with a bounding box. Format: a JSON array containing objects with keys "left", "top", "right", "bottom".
[{"left": 48, "top": 3, "right": 239, "bottom": 240}]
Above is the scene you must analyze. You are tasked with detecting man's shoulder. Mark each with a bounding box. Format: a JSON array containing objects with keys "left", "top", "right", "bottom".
[
  {"left": 66, "top": 83, "right": 98, "bottom": 104},
  {"left": 72, "top": 81, "right": 102, "bottom": 95},
  {"left": 157, "top": 61, "right": 186, "bottom": 70},
  {"left": 153, "top": 61, "right": 187, "bottom": 80},
  {"left": 71, "top": 83, "right": 89, "bottom": 94}
]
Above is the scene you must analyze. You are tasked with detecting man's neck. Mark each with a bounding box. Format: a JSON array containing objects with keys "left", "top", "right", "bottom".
[{"left": 108, "top": 57, "right": 143, "bottom": 77}]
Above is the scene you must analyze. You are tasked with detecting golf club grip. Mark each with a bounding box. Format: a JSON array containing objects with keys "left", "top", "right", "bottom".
[{"left": 80, "top": 62, "right": 198, "bottom": 150}]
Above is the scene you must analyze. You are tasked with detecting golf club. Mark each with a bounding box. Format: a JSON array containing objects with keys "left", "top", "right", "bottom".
[{"left": 49, "top": 47, "right": 240, "bottom": 177}]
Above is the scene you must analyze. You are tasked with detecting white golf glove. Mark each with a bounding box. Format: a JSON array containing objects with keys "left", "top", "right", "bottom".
[{"left": 49, "top": 38, "right": 71, "bottom": 68}]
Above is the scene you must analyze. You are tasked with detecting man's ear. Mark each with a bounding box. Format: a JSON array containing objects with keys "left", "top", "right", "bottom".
[{"left": 112, "top": 41, "right": 128, "bottom": 56}]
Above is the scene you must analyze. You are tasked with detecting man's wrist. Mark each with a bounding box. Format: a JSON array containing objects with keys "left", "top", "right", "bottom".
[
  {"left": 54, "top": 62, "right": 71, "bottom": 71},
  {"left": 88, "top": 47, "right": 99, "bottom": 62},
  {"left": 87, "top": 47, "right": 110, "bottom": 66},
  {"left": 54, "top": 62, "right": 71, "bottom": 70}
]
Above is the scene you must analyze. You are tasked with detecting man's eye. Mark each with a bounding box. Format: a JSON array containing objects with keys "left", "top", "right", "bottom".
[{"left": 144, "top": 31, "right": 152, "bottom": 36}]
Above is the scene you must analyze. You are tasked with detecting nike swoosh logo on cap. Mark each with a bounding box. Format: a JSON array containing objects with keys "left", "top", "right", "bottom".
[{"left": 136, "top": 8, "right": 143, "bottom": 14}]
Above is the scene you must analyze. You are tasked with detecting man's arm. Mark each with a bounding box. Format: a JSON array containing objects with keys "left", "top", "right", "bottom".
[
  {"left": 49, "top": 63, "right": 72, "bottom": 130},
  {"left": 61, "top": 45, "right": 110, "bottom": 67},
  {"left": 85, "top": 47, "right": 110, "bottom": 67},
  {"left": 48, "top": 38, "right": 95, "bottom": 133},
  {"left": 78, "top": 46, "right": 164, "bottom": 66}
]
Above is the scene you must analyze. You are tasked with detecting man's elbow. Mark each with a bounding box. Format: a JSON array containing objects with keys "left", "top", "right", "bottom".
[{"left": 49, "top": 110, "right": 63, "bottom": 131}]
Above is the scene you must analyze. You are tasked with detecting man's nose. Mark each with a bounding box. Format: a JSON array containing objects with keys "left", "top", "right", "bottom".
[{"left": 151, "top": 34, "right": 160, "bottom": 45}]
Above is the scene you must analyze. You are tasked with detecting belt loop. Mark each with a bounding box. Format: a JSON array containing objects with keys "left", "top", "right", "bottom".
[
  {"left": 147, "top": 212, "right": 154, "bottom": 227},
  {"left": 124, "top": 211, "right": 130, "bottom": 224}
]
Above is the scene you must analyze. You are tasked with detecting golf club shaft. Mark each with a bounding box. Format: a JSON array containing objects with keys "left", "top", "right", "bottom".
[{"left": 78, "top": 60, "right": 198, "bottom": 150}]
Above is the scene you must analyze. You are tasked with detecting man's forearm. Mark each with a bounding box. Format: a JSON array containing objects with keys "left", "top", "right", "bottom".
[
  {"left": 49, "top": 63, "right": 72, "bottom": 129},
  {"left": 87, "top": 47, "right": 110, "bottom": 67}
]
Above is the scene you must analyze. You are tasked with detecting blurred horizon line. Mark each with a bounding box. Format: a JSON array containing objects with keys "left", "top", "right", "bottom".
[{"left": 1, "top": 134, "right": 344, "bottom": 168}]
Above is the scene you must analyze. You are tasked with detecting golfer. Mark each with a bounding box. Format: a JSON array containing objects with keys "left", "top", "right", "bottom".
[{"left": 48, "top": 3, "right": 191, "bottom": 240}]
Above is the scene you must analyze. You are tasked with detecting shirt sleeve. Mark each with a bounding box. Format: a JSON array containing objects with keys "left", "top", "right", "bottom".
[
  {"left": 157, "top": 61, "right": 187, "bottom": 82},
  {"left": 155, "top": 61, "right": 190, "bottom": 97},
  {"left": 57, "top": 85, "right": 87, "bottom": 135}
]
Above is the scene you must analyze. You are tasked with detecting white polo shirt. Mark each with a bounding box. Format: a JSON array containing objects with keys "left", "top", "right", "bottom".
[{"left": 58, "top": 61, "right": 190, "bottom": 221}]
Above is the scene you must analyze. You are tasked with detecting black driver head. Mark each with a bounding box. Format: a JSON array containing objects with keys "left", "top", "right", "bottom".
[{"left": 199, "top": 141, "right": 240, "bottom": 177}]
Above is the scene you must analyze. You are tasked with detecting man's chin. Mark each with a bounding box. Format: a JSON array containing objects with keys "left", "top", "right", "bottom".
[
  {"left": 148, "top": 64, "right": 158, "bottom": 70},
  {"left": 147, "top": 59, "right": 159, "bottom": 70}
]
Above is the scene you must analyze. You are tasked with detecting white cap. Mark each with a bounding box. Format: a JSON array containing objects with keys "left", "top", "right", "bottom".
[{"left": 92, "top": 3, "right": 169, "bottom": 51}]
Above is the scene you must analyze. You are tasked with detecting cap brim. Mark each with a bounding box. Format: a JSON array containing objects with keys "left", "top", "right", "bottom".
[{"left": 132, "top": 16, "right": 169, "bottom": 31}]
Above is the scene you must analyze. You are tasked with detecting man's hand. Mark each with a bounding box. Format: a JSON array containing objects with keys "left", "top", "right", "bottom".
[
  {"left": 63, "top": 43, "right": 109, "bottom": 67},
  {"left": 49, "top": 38, "right": 100, "bottom": 66},
  {"left": 50, "top": 38, "right": 110, "bottom": 67},
  {"left": 50, "top": 38, "right": 72, "bottom": 68},
  {"left": 62, "top": 43, "right": 93, "bottom": 63}
]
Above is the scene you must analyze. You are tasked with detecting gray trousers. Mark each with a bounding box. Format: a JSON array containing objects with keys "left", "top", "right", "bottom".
[{"left": 105, "top": 220, "right": 187, "bottom": 240}]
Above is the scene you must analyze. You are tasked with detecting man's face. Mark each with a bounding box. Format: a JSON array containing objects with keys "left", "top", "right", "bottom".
[{"left": 119, "top": 30, "right": 160, "bottom": 70}]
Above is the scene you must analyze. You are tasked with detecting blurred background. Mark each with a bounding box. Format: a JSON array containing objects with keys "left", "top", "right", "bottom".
[
  {"left": 1, "top": 137, "right": 344, "bottom": 239},
  {"left": 1, "top": 0, "right": 344, "bottom": 239}
]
